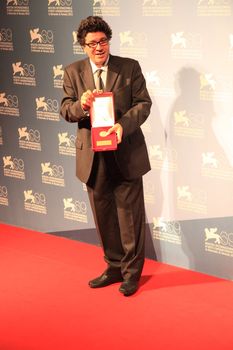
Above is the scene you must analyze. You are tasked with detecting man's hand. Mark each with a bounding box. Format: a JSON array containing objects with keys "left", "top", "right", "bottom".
[
  {"left": 81, "top": 90, "right": 95, "bottom": 111},
  {"left": 81, "top": 89, "right": 104, "bottom": 111},
  {"left": 105, "top": 123, "right": 123, "bottom": 144}
]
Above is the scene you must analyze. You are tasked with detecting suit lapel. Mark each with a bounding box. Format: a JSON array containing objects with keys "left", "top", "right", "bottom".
[
  {"left": 79, "top": 56, "right": 120, "bottom": 92},
  {"left": 106, "top": 55, "right": 120, "bottom": 92},
  {"left": 80, "top": 59, "right": 96, "bottom": 91}
]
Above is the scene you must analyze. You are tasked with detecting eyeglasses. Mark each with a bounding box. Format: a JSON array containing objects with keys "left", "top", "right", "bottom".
[{"left": 85, "top": 38, "right": 109, "bottom": 49}]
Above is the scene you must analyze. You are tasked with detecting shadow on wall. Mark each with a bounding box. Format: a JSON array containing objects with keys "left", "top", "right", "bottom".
[
  {"left": 145, "top": 67, "right": 233, "bottom": 275},
  {"left": 164, "top": 66, "right": 233, "bottom": 272},
  {"left": 166, "top": 66, "right": 233, "bottom": 220}
]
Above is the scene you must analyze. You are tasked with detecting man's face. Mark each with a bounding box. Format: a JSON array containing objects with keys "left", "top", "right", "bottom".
[{"left": 83, "top": 32, "right": 110, "bottom": 67}]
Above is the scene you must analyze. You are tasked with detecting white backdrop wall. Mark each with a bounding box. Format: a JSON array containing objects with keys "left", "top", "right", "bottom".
[{"left": 0, "top": 0, "right": 233, "bottom": 280}]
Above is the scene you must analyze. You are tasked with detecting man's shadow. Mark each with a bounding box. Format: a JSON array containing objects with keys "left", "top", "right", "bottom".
[{"left": 164, "top": 66, "right": 233, "bottom": 273}]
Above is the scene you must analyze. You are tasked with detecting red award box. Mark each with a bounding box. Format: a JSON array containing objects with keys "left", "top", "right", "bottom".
[{"left": 90, "top": 92, "right": 117, "bottom": 151}]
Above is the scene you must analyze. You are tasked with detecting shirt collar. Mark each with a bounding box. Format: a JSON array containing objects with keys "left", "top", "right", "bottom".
[{"left": 89, "top": 55, "right": 109, "bottom": 74}]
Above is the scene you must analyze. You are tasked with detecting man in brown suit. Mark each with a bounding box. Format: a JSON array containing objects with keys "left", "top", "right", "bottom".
[{"left": 60, "top": 16, "right": 152, "bottom": 296}]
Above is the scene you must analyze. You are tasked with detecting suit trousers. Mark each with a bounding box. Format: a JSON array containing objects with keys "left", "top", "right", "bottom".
[{"left": 86, "top": 151, "right": 146, "bottom": 282}]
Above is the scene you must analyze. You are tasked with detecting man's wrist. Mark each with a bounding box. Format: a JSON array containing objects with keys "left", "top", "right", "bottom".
[{"left": 81, "top": 105, "right": 89, "bottom": 116}]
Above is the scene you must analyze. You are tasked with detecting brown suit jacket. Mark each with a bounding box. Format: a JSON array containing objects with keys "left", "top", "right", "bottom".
[{"left": 60, "top": 54, "right": 152, "bottom": 183}]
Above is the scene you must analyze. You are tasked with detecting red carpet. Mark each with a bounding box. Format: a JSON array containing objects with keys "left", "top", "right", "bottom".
[{"left": 0, "top": 223, "right": 232, "bottom": 350}]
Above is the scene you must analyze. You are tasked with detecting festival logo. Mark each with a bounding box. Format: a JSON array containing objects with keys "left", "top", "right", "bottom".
[
  {"left": 48, "top": 0, "right": 73, "bottom": 16},
  {"left": 7, "top": 0, "right": 30, "bottom": 16},
  {"left": 152, "top": 217, "right": 182, "bottom": 245},
  {"left": 0, "top": 185, "right": 8, "bottom": 206},
  {"left": 3, "top": 155, "right": 25, "bottom": 180},
  {"left": 35, "top": 97, "right": 59, "bottom": 121},
  {"left": 149, "top": 144, "right": 178, "bottom": 171},
  {"left": 200, "top": 73, "right": 233, "bottom": 102},
  {"left": 63, "top": 197, "right": 88, "bottom": 223},
  {"left": 171, "top": 31, "right": 202, "bottom": 60},
  {"left": 199, "top": 73, "right": 216, "bottom": 101},
  {"left": 0, "top": 92, "right": 19, "bottom": 117},
  {"left": 24, "top": 189, "right": 47, "bottom": 214},
  {"left": 145, "top": 70, "right": 174, "bottom": 98},
  {"left": 30, "top": 28, "right": 54, "bottom": 53},
  {"left": 177, "top": 185, "right": 207, "bottom": 214},
  {"left": 202, "top": 152, "right": 218, "bottom": 168},
  {"left": 0, "top": 28, "right": 13, "bottom": 51},
  {"left": 58, "top": 132, "right": 76, "bottom": 156},
  {"left": 197, "top": 0, "right": 231, "bottom": 17},
  {"left": 142, "top": 0, "right": 172, "bottom": 17},
  {"left": 18, "top": 127, "right": 41, "bottom": 151},
  {"left": 41, "top": 161, "right": 65, "bottom": 187},
  {"left": 146, "top": 70, "right": 160, "bottom": 88},
  {"left": 205, "top": 227, "right": 233, "bottom": 257},
  {"left": 171, "top": 32, "right": 186, "bottom": 48},
  {"left": 53, "top": 64, "right": 64, "bottom": 88},
  {"left": 173, "top": 110, "right": 205, "bottom": 138},
  {"left": 93, "top": 0, "right": 120, "bottom": 16},
  {"left": 12, "top": 61, "right": 36, "bottom": 86},
  {"left": 201, "top": 151, "right": 233, "bottom": 181},
  {"left": 119, "top": 30, "right": 148, "bottom": 58},
  {"left": 72, "top": 30, "right": 84, "bottom": 55}
]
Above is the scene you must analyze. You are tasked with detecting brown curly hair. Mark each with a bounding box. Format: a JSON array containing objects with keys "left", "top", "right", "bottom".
[{"left": 77, "top": 16, "right": 112, "bottom": 46}]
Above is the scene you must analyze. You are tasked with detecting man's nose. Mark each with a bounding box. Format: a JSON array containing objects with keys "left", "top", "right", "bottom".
[{"left": 96, "top": 42, "right": 103, "bottom": 49}]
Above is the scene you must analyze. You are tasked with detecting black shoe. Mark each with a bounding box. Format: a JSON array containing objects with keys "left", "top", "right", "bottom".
[
  {"left": 119, "top": 281, "right": 139, "bottom": 296},
  {"left": 89, "top": 272, "right": 123, "bottom": 288}
]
